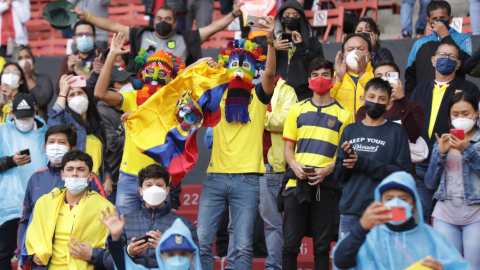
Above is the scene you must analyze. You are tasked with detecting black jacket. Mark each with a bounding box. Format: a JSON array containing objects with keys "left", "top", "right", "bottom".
[
  {"left": 370, "top": 46, "right": 394, "bottom": 67},
  {"left": 465, "top": 46, "right": 480, "bottom": 77}
]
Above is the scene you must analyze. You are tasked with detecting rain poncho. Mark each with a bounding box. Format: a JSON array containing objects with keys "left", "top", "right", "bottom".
[
  {"left": 333, "top": 171, "right": 469, "bottom": 270},
  {"left": 0, "top": 116, "right": 47, "bottom": 227}
]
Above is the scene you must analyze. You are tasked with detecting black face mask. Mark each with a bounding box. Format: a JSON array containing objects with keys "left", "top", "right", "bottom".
[
  {"left": 282, "top": 17, "right": 300, "bottom": 31},
  {"left": 156, "top": 21, "right": 173, "bottom": 36},
  {"left": 363, "top": 100, "right": 387, "bottom": 119}
]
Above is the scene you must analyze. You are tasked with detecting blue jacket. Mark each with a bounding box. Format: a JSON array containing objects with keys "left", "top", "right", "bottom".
[
  {"left": 16, "top": 163, "right": 106, "bottom": 258},
  {"left": 47, "top": 102, "right": 112, "bottom": 180},
  {"left": 425, "top": 128, "right": 480, "bottom": 204},
  {"left": 103, "top": 202, "right": 198, "bottom": 270}
]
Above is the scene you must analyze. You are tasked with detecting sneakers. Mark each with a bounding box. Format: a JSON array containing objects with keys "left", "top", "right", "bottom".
[{"left": 402, "top": 32, "right": 412, "bottom": 38}]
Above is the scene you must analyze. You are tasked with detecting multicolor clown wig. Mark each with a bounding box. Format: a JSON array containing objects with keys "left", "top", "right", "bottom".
[
  {"left": 218, "top": 39, "right": 266, "bottom": 124},
  {"left": 133, "top": 46, "right": 186, "bottom": 105}
]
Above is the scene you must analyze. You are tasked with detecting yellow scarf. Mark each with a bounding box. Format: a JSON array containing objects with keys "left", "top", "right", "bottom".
[{"left": 25, "top": 187, "right": 112, "bottom": 269}]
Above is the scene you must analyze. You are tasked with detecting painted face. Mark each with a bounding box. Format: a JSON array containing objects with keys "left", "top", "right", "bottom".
[{"left": 228, "top": 50, "right": 256, "bottom": 85}]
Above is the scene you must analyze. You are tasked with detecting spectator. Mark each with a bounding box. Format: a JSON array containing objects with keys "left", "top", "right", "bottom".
[
  {"left": 67, "top": 0, "right": 112, "bottom": 49},
  {"left": 353, "top": 18, "right": 394, "bottom": 67},
  {"left": 71, "top": 1, "right": 245, "bottom": 70},
  {"left": 55, "top": 20, "right": 107, "bottom": 95},
  {"left": 271, "top": 0, "right": 324, "bottom": 101},
  {"left": 331, "top": 34, "right": 374, "bottom": 115},
  {"left": 105, "top": 48, "right": 129, "bottom": 70},
  {"left": 103, "top": 164, "right": 198, "bottom": 270},
  {"left": 11, "top": 46, "right": 55, "bottom": 121},
  {"left": 410, "top": 40, "right": 480, "bottom": 225},
  {"left": 0, "top": 0, "right": 30, "bottom": 57},
  {"left": 15, "top": 125, "right": 106, "bottom": 261},
  {"left": 48, "top": 74, "right": 113, "bottom": 198},
  {"left": 335, "top": 78, "right": 412, "bottom": 237},
  {"left": 0, "top": 63, "right": 29, "bottom": 125},
  {"left": 0, "top": 93, "right": 47, "bottom": 270},
  {"left": 22, "top": 150, "right": 112, "bottom": 270},
  {"left": 145, "top": 0, "right": 188, "bottom": 31},
  {"left": 332, "top": 171, "right": 470, "bottom": 270},
  {"left": 425, "top": 92, "right": 480, "bottom": 269},
  {"left": 405, "top": 0, "right": 473, "bottom": 97},
  {"left": 400, "top": 0, "right": 430, "bottom": 38},
  {"left": 197, "top": 17, "right": 276, "bottom": 270},
  {"left": 282, "top": 59, "right": 353, "bottom": 269},
  {"left": 186, "top": 0, "right": 214, "bottom": 30}
]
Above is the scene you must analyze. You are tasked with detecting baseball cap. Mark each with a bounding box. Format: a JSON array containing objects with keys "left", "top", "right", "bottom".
[
  {"left": 110, "top": 66, "right": 134, "bottom": 82},
  {"left": 159, "top": 234, "right": 196, "bottom": 252},
  {"left": 12, "top": 94, "right": 35, "bottom": 119}
]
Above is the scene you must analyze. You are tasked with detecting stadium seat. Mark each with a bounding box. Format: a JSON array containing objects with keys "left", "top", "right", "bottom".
[{"left": 305, "top": 7, "right": 345, "bottom": 42}]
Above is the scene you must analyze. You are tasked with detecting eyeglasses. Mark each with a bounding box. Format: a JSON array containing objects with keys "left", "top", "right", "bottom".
[
  {"left": 2, "top": 70, "right": 21, "bottom": 75},
  {"left": 75, "top": 32, "right": 94, "bottom": 37},
  {"left": 435, "top": 52, "right": 459, "bottom": 61}
]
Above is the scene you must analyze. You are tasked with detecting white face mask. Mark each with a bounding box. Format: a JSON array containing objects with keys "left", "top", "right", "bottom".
[
  {"left": 2, "top": 73, "right": 20, "bottom": 89},
  {"left": 345, "top": 50, "right": 359, "bottom": 70},
  {"left": 46, "top": 144, "right": 69, "bottom": 164},
  {"left": 65, "top": 175, "right": 89, "bottom": 195},
  {"left": 118, "top": 83, "right": 134, "bottom": 93},
  {"left": 452, "top": 114, "right": 477, "bottom": 133},
  {"left": 18, "top": 59, "right": 34, "bottom": 70},
  {"left": 14, "top": 116, "right": 34, "bottom": 132},
  {"left": 142, "top": 186, "right": 167, "bottom": 207},
  {"left": 68, "top": 96, "right": 89, "bottom": 115}
]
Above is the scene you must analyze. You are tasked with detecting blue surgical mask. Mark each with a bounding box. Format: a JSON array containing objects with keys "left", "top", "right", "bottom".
[
  {"left": 435, "top": 57, "right": 458, "bottom": 75},
  {"left": 76, "top": 35, "right": 94, "bottom": 53},
  {"left": 164, "top": 255, "right": 190, "bottom": 270},
  {"left": 383, "top": 197, "right": 413, "bottom": 225}
]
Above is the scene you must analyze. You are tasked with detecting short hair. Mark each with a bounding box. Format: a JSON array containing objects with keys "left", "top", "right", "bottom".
[
  {"left": 436, "top": 40, "right": 460, "bottom": 55},
  {"left": 138, "top": 164, "right": 171, "bottom": 187},
  {"left": 427, "top": 0, "right": 451, "bottom": 17},
  {"left": 308, "top": 58, "right": 334, "bottom": 77},
  {"left": 373, "top": 60, "right": 400, "bottom": 74},
  {"left": 73, "top": 20, "right": 96, "bottom": 35},
  {"left": 448, "top": 91, "right": 479, "bottom": 128},
  {"left": 62, "top": 150, "right": 93, "bottom": 172},
  {"left": 155, "top": 5, "right": 177, "bottom": 19},
  {"left": 364, "top": 77, "right": 392, "bottom": 97},
  {"left": 45, "top": 125, "right": 77, "bottom": 147},
  {"left": 341, "top": 33, "right": 372, "bottom": 54}
]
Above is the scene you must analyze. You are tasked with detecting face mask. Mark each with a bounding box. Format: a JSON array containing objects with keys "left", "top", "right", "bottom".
[
  {"left": 68, "top": 96, "right": 89, "bottom": 115},
  {"left": 76, "top": 35, "right": 94, "bottom": 53},
  {"left": 309, "top": 76, "right": 333, "bottom": 96},
  {"left": 64, "top": 175, "right": 89, "bottom": 195},
  {"left": 18, "top": 59, "right": 34, "bottom": 70},
  {"left": 452, "top": 114, "right": 476, "bottom": 133},
  {"left": 345, "top": 50, "right": 359, "bottom": 70},
  {"left": 46, "top": 144, "right": 69, "bottom": 164},
  {"left": 118, "top": 83, "right": 134, "bottom": 93},
  {"left": 14, "top": 116, "right": 34, "bottom": 132},
  {"left": 142, "top": 186, "right": 167, "bottom": 207},
  {"left": 435, "top": 57, "right": 457, "bottom": 75},
  {"left": 1, "top": 73, "right": 20, "bottom": 89},
  {"left": 163, "top": 255, "right": 191, "bottom": 270},
  {"left": 363, "top": 100, "right": 387, "bottom": 119},
  {"left": 384, "top": 197, "right": 413, "bottom": 225},
  {"left": 380, "top": 77, "right": 388, "bottom": 81},
  {"left": 156, "top": 21, "right": 173, "bottom": 36},
  {"left": 282, "top": 17, "right": 300, "bottom": 31}
]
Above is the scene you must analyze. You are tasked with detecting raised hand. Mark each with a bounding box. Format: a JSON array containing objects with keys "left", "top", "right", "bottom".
[
  {"left": 70, "top": 8, "right": 87, "bottom": 20},
  {"left": 334, "top": 51, "right": 346, "bottom": 82},
  {"left": 98, "top": 206, "right": 125, "bottom": 240},
  {"left": 110, "top": 32, "right": 130, "bottom": 56},
  {"left": 435, "top": 133, "right": 450, "bottom": 154}
]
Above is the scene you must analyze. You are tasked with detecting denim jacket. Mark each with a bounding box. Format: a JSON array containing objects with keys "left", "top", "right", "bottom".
[
  {"left": 47, "top": 103, "right": 112, "bottom": 180},
  {"left": 425, "top": 128, "right": 480, "bottom": 204}
]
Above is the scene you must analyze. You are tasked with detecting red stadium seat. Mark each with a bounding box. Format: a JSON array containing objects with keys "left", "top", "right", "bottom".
[{"left": 305, "top": 7, "right": 345, "bottom": 42}]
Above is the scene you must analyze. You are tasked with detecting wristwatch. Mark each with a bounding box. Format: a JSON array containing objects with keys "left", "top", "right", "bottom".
[
  {"left": 267, "top": 39, "right": 275, "bottom": 46},
  {"left": 231, "top": 11, "right": 239, "bottom": 18}
]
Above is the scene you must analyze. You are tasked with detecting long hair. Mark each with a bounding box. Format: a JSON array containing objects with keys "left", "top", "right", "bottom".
[
  {"left": 0, "top": 62, "right": 29, "bottom": 119},
  {"left": 11, "top": 46, "right": 37, "bottom": 80},
  {"left": 353, "top": 17, "right": 381, "bottom": 47}
]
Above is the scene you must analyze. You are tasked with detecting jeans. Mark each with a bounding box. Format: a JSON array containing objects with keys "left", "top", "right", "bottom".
[
  {"left": 116, "top": 172, "right": 142, "bottom": 215},
  {"left": 434, "top": 218, "right": 480, "bottom": 269},
  {"left": 415, "top": 164, "right": 435, "bottom": 225},
  {"left": 197, "top": 173, "right": 260, "bottom": 270},
  {"left": 107, "top": 188, "right": 117, "bottom": 205},
  {"left": 400, "top": 0, "right": 431, "bottom": 35},
  {"left": 339, "top": 214, "right": 361, "bottom": 239},
  {"left": 225, "top": 165, "right": 283, "bottom": 270},
  {"left": 471, "top": 0, "right": 480, "bottom": 35},
  {"left": 0, "top": 218, "right": 19, "bottom": 270},
  {"left": 186, "top": 0, "right": 214, "bottom": 30}
]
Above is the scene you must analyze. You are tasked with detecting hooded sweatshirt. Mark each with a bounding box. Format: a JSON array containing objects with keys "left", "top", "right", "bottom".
[{"left": 332, "top": 171, "right": 470, "bottom": 270}]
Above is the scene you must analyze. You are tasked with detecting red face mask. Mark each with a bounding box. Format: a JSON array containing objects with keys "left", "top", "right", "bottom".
[{"left": 309, "top": 76, "right": 333, "bottom": 96}]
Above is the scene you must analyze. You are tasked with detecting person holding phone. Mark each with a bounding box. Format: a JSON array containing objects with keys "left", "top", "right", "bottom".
[
  {"left": 0, "top": 62, "right": 29, "bottom": 125},
  {"left": 333, "top": 171, "right": 469, "bottom": 270},
  {"left": 424, "top": 92, "right": 480, "bottom": 269},
  {"left": 353, "top": 18, "right": 394, "bottom": 67}
]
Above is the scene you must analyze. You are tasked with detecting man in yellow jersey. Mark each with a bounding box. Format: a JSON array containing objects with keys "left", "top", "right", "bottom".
[
  {"left": 410, "top": 40, "right": 480, "bottom": 225},
  {"left": 196, "top": 17, "right": 276, "bottom": 270},
  {"left": 281, "top": 59, "right": 353, "bottom": 269}
]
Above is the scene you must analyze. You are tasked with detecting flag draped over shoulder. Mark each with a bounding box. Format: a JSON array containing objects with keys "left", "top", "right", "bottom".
[{"left": 126, "top": 62, "right": 229, "bottom": 187}]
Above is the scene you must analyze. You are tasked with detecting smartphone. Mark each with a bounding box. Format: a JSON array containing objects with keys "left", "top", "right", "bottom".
[
  {"left": 381, "top": 206, "right": 406, "bottom": 222},
  {"left": 281, "top": 32, "right": 292, "bottom": 42},
  {"left": 135, "top": 235, "right": 153, "bottom": 243},
  {"left": 302, "top": 166, "right": 315, "bottom": 173},
  {"left": 386, "top": 72, "right": 399, "bottom": 85},
  {"left": 450, "top": 128, "right": 465, "bottom": 140},
  {"left": 246, "top": 14, "right": 266, "bottom": 28},
  {"left": 70, "top": 75, "right": 86, "bottom": 88},
  {"left": 19, "top": 149, "right": 30, "bottom": 156}
]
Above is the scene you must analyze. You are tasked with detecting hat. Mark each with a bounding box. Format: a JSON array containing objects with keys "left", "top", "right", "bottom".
[
  {"left": 159, "top": 234, "right": 196, "bottom": 252},
  {"left": 379, "top": 181, "right": 415, "bottom": 200},
  {"left": 12, "top": 94, "right": 35, "bottom": 119},
  {"left": 110, "top": 66, "right": 134, "bottom": 82},
  {"left": 43, "top": 0, "right": 78, "bottom": 30}
]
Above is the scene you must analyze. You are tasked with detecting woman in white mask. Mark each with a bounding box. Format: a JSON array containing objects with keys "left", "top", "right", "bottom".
[
  {"left": 0, "top": 63, "right": 29, "bottom": 125},
  {"left": 47, "top": 74, "right": 114, "bottom": 199},
  {"left": 425, "top": 91, "right": 480, "bottom": 269},
  {"left": 12, "top": 46, "right": 55, "bottom": 121}
]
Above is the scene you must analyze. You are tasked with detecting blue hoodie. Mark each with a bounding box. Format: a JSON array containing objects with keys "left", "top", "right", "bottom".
[
  {"left": 332, "top": 171, "right": 469, "bottom": 270},
  {"left": 108, "top": 218, "right": 202, "bottom": 270}
]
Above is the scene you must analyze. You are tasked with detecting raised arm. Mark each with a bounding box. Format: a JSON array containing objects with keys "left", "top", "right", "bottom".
[
  {"left": 70, "top": 8, "right": 130, "bottom": 43},
  {"left": 259, "top": 16, "right": 276, "bottom": 96},
  {"left": 199, "top": 0, "right": 243, "bottom": 44}
]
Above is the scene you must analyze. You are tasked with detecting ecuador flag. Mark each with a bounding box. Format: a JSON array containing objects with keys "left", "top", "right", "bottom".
[{"left": 126, "top": 62, "right": 229, "bottom": 187}]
